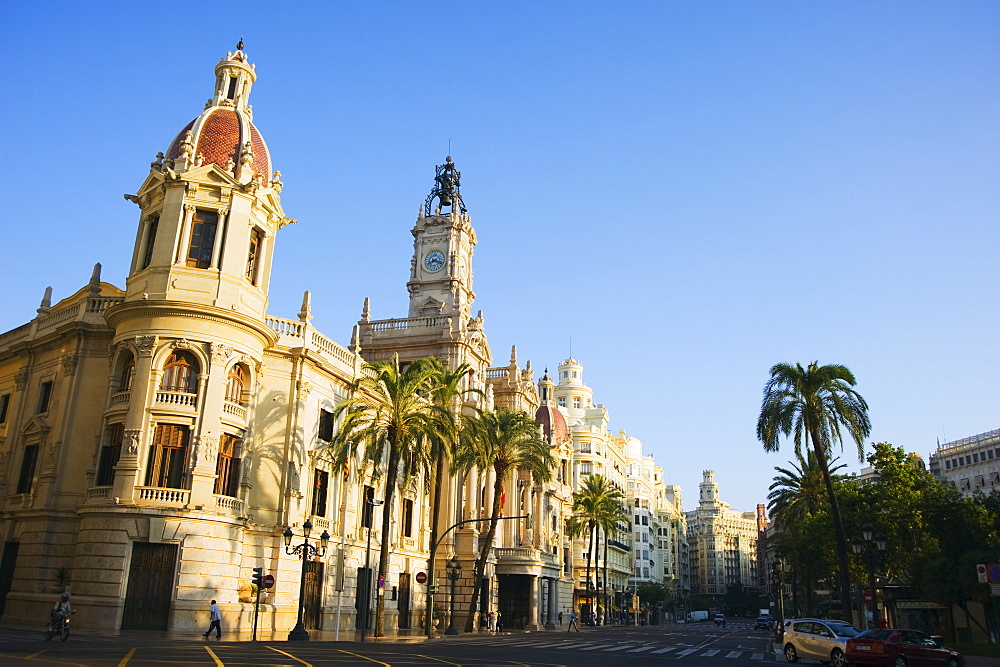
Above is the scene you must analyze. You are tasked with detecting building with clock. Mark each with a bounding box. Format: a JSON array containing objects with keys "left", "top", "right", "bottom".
[{"left": 0, "top": 45, "right": 687, "bottom": 636}]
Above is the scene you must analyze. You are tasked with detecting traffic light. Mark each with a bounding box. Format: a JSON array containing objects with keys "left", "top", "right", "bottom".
[{"left": 252, "top": 567, "right": 264, "bottom": 587}]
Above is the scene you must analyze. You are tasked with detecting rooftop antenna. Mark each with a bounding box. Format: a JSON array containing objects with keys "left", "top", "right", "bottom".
[
  {"left": 448, "top": 138, "right": 452, "bottom": 155},
  {"left": 569, "top": 336, "right": 572, "bottom": 358}
]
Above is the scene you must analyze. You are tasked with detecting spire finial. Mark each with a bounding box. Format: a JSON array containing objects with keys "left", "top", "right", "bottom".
[
  {"left": 237, "top": 38, "right": 245, "bottom": 52},
  {"left": 89, "top": 263, "right": 102, "bottom": 296},
  {"left": 361, "top": 297, "right": 371, "bottom": 322},
  {"left": 510, "top": 345, "right": 517, "bottom": 365},
  {"left": 37, "top": 286, "right": 53, "bottom": 315},
  {"left": 298, "top": 290, "right": 313, "bottom": 322}
]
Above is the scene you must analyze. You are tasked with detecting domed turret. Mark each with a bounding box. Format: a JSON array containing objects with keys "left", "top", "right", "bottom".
[{"left": 163, "top": 42, "right": 272, "bottom": 185}]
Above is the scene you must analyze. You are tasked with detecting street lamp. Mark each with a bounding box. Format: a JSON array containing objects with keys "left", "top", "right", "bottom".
[
  {"left": 770, "top": 560, "right": 784, "bottom": 641},
  {"left": 360, "top": 498, "right": 384, "bottom": 643},
  {"left": 852, "top": 523, "right": 887, "bottom": 629},
  {"left": 445, "top": 555, "right": 462, "bottom": 635},
  {"left": 283, "top": 519, "right": 330, "bottom": 641}
]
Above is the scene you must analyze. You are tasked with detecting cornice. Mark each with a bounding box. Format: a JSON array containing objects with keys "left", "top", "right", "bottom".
[{"left": 104, "top": 300, "right": 278, "bottom": 348}]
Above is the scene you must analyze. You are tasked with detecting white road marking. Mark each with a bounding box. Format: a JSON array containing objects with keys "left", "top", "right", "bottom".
[
  {"left": 626, "top": 645, "right": 655, "bottom": 653},
  {"left": 702, "top": 649, "right": 720, "bottom": 656},
  {"left": 752, "top": 652, "right": 765, "bottom": 660},
  {"left": 651, "top": 647, "right": 677, "bottom": 654},
  {"left": 726, "top": 650, "right": 742, "bottom": 658}
]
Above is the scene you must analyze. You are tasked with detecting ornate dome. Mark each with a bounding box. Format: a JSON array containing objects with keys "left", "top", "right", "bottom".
[
  {"left": 165, "top": 110, "right": 271, "bottom": 185},
  {"left": 535, "top": 405, "right": 569, "bottom": 443},
  {"left": 162, "top": 45, "right": 272, "bottom": 186}
]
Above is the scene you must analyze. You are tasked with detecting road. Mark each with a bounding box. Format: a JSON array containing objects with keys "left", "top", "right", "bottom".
[{"left": 0, "top": 618, "right": 783, "bottom": 666}]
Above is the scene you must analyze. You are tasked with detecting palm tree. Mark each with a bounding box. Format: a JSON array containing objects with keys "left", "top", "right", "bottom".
[
  {"left": 568, "top": 473, "right": 623, "bottom": 623},
  {"left": 768, "top": 451, "right": 847, "bottom": 616},
  {"left": 757, "top": 361, "right": 871, "bottom": 619},
  {"left": 423, "top": 358, "right": 479, "bottom": 636},
  {"left": 768, "top": 451, "right": 845, "bottom": 528},
  {"left": 600, "top": 498, "right": 629, "bottom": 623},
  {"left": 328, "top": 355, "right": 446, "bottom": 637},
  {"left": 456, "top": 408, "right": 555, "bottom": 632}
]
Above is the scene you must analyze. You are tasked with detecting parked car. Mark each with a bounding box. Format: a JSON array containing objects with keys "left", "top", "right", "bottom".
[
  {"left": 846, "top": 628, "right": 964, "bottom": 667},
  {"left": 782, "top": 618, "right": 861, "bottom": 667},
  {"left": 754, "top": 616, "right": 771, "bottom": 630}
]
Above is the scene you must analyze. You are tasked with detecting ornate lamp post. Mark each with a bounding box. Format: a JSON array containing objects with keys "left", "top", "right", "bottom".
[
  {"left": 852, "top": 523, "right": 887, "bottom": 629},
  {"left": 445, "top": 555, "right": 462, "bottom": 635},
  {"left": 283, "top": 519, "right": 330, "bottom": 641},
  {"left": 360, "top": 498, "right": 384, "bottom": 643}
]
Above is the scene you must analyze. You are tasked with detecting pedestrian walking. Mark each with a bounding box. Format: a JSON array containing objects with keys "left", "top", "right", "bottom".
[
  {"left": 568, "top": 610, "right": 579, "bottom": 632},
  {"left": 488, "top": 610, "right": 496, "bottom": 633},
  {"left": 203, "top": 599, "right": 221, "bottom": 639},
  {"left": 558, "top": 611, "right": 563, "bottom": 626},
  {"left": 496, "top": 610, "right": 503, "bottom": 632}
]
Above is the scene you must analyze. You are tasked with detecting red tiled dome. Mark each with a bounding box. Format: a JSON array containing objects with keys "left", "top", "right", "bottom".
[
  {"left": 165, "top": 108, "right": 271, "bottom": 185},
  {"left": 535, "top": 405, "right": 569, "bottom": 443}
]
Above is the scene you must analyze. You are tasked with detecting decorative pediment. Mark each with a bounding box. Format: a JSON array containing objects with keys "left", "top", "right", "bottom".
[
  {"left": 415, "top": 297, "right": 443, "bottom": 316},
  {"left": 20, "top": 415, "right": 51, "bottom": 440}
]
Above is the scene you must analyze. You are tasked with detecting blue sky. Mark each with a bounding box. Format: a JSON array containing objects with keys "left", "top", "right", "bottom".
[{"left": 2, "top": 1, "right": 997, "bottom": 512}]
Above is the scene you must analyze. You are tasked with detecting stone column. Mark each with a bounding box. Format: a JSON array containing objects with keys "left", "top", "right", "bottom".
[
  {"left": 545, "top": 577, "right": 558, "bottom": 630},
  {"left": 527, "top": 575, "right": 540, "bottom": 630}
]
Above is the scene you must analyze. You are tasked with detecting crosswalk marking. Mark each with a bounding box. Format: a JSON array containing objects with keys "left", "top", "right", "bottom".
[
  {"left": 602, "top": 644, "right": 637, "bottom": 651},
  {"left": 652, "top": 647, "right": 677, "bottom": 654},
  {"left": 580, "top": 644, "right": 614, "bottom": 650},
  {"left": 726, "top": 650, "right": 742, "bottom": 658},
  {"left": 626, "top": 645, "right": 655, "bottom": 653},
  {"left": 752, "top": 652, "right": 765, "bottom": 660},
  {"left": 702, "top": 649, "right": 720, "bottom": 656},
  {"left": 676, "top": 648, "right": 698, "bottom": 656}
]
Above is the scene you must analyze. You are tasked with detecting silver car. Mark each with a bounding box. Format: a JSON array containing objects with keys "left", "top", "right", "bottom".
[{"left": 783, "top": 618, "right": 861, "bottom": 667}]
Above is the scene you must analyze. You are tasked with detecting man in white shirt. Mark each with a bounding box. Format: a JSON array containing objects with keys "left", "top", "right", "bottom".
[{"left": 203, "top": 600, "right": 221, "bottom": 639}]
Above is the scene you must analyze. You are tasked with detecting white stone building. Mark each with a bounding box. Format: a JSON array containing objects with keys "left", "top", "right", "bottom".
[
  {"left": 928, "top": 428, "right": 1000, "bottom": 496},
  {"left": 685, "top": 470, "right": 759, "bottom": 598}
]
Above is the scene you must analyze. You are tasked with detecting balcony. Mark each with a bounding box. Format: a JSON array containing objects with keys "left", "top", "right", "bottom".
[
  {"left": 155, "top": 390, "right": 197, "bottom": 410},
  {"left": 109, "top": 391, "right": 130, "bottom": 407},
  {"left": 136, "top": 486, "right": 190, "bottom": 506},
  {"left": 223, "top": 400, "right": 247, "bottom": 420},
  {"left": 215, "top": 494, "right": 244, "bottom": 515}
]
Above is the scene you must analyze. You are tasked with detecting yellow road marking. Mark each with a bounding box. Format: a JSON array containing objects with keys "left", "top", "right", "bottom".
[
  {"left": 118, "top": 647, "right": 137, "bottom": 666},
  {"left": 268, "top": 646, "right": 313, "bottom": 666},
  {"left": 415, "top": 654, "right": 461, "bottom": 666},
  {"left": 338, "top": 649, "right": 391, "bottom": 666},
  {"left": 7, "top": 650, "right": 85, "bottom": 666},
  {"left": 204, "top": 646, "right": 224, "bottom": 666}
]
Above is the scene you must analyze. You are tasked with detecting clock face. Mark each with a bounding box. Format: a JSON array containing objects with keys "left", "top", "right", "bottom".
[{"left": 424, "top": 250, "right": 446, "bottom": 272}]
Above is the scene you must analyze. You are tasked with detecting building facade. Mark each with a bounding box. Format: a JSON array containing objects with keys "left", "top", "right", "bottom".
[
  {"left": 0, "top": 46, "right": 687, "bottom": 636},
  {"left": 928, "top": 428, "right": 1000, "bottom": 496},
  {"left": 685, "top": 470, "right": 760, "bottom": 600}
]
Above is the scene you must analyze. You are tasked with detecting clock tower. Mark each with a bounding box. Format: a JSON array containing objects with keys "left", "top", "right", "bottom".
[{"left": 406, "top": 157, "right": 477, "bottom": 320}]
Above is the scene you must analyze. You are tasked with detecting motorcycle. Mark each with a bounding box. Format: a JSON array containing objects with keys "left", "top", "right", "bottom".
[{"left": 45, "top": 610, "right": 74, "bottom": 641}]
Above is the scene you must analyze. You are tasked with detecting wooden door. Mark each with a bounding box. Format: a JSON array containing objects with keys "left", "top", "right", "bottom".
[{"left": 121, "top": 543, "right": 177, "bottom": 630}]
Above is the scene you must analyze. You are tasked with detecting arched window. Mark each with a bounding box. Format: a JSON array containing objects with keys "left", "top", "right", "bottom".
[
  {"left": 161, "top": 351, "right": 199, "bottom": 393},
  {"left": 119, "top": 355, "right": 135, "bottom": 392},
  {"left": 214, "top": 433, "right": 241, "bottom": 497},
  {"left": 226, "top": 364, "right": 246, "bottom": 403}
]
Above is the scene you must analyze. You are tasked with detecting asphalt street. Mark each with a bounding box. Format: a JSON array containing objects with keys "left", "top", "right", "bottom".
[{"left": 0, "top": 619, "right": 780, "bottom": 666}]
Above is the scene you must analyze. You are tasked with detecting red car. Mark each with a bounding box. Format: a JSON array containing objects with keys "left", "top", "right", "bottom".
[{"left": 846, "top": 628, "right": 964, "bottom": 667}]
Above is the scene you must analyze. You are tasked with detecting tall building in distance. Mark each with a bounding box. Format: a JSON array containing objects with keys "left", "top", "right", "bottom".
[{"left": 685, "top": 470, "right": 761, "bottom": 599}]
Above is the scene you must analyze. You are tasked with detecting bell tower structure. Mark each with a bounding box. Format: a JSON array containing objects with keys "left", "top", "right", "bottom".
[
  {"left": 406, "top": 157, "right": 477, "bottom": 320},
  {"left": 358, "top": 157, "right": 491, "bottom": 372}
]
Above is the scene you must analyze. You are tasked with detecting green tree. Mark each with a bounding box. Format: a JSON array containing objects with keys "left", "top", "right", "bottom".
[
  {"left": 568, "top": 473, "right": 623, "bottom": 621},
  {"left": 423, "top": 359, "right": 479, "bottom": 636},
  {"left": 757, "top": 361, "right": 871, "bottom": 618},
  {"left": 328, "top": 355, "right": 446, "bottom": 637},
  {"left": 456, "top": 408, "right": 555, "bottom": 632},
  {"left": 600, "top": 498, "right": 629, "bottom": 621}
]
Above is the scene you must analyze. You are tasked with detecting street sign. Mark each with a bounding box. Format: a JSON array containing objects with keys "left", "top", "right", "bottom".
[
  {"left": 378, "top": 576, "right": 385, "bottom": 588},
  {"left": 263, "top": 574, "right": 275, "bottom": 589},
  {"left": 863, "top": 589, "right": 873, "bottom": 604},
  {"left": 988, "top": 564, "right": 1000, "bottom": 583},
  {"left": 415, "top": 571, "right": 427, "bottom": 584}
]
